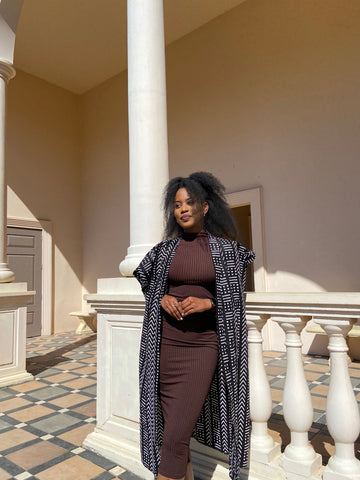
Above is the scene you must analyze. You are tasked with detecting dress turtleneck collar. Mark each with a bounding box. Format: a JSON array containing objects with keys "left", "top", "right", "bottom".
[{"left": 181, "top": 230, "right": 207, "bottom": 241}]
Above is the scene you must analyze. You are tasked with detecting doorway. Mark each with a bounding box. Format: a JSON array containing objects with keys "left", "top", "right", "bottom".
[
  {"left": 232, "top": 204, "right": 254, "bottom": 291},
  {"left": 7, "top": 226, "right": 42, "bottom": 337},
  {"left": 226, "top": 187, "right": 267, "bottom": 292}
]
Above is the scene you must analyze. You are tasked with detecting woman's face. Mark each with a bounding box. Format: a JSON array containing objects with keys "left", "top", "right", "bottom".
[{"left": 174, "top": 188, "right": 208, "bottom": 233}]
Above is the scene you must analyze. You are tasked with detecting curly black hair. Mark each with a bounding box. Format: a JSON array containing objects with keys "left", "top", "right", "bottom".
[{"left": 163, "top": 171, "right": 238, "bottom": 240}]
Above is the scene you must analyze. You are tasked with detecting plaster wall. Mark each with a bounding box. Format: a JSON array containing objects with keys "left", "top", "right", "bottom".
[
  {"left": 80, "top": 72, "right": 129, "bottom": 297},
  {"left": 6, "top": 70, "right": 83, "bottom": 332},
  {"left": 165, "top": 0, "right": 360, "bottom": 294},
  {"left": 81, "top": 0, "right": 360, "bottom": 297}
]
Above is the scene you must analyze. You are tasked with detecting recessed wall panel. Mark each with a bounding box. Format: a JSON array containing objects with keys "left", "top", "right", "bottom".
[
  {"left": 0, "top": 312, "right": 15, "bottom": 366},
  {"left": 111, "top": 325, "right": 141, "bottom": 422}
]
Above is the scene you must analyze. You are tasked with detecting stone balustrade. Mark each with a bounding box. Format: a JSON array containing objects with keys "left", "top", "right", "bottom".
[
  {"left": 85, "top": 284, "right": 360, "bottom": 480},
  {"left": 246, "top": 292, "right": 360, "bottom": 480}
]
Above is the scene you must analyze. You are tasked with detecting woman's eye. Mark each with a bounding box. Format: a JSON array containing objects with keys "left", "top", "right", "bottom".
[{"left": 175, "top": 203, "right": 181, "bottom": 209}]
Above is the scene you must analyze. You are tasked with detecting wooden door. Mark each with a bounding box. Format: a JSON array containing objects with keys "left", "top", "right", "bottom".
[{"left": 7, "top": 227, "right": 42, "bottom": 337}]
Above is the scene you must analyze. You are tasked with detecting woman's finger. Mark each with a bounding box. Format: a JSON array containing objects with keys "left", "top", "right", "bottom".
[
  {"left": 164, "top": 297, "right": 183, "bottom": 320},
  {"left": 170, "top": 300, "right": 183, "bottom": 320},
  {"left": 182, "top": 298, "right": 196, "bottom": 316},
  {"left": 181, "top": 297, "right": 210, "bottom": 317},
  {"left": 181, "top": 297, "right": 193, "bottom": 310}
]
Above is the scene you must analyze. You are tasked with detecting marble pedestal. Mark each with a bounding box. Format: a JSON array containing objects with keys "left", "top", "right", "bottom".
[
  {"left": 83, "top": 277, "right": 151, "bottom": 478},
  {"left": 0, "top": 283, "right": 35, "bottom": 387}
]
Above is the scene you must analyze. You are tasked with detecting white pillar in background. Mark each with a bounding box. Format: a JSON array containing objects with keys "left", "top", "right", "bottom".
[
  {"left": 247, "top": 314, "right": 281, "bottom": 464},
  {"left": 84, "top": 2, "right": 167, "bottom": 477},
  {"left": 315, "top": 318, "right": 360, "bottom": 480},
  {"left": 274, "top": 316, "right": 322, "bottom": 477},
  {"left": 0, "top": 62, "right": 15, "bottom": 282},
  {"left": 119, "top": 0, "right": 169, "bottom": 276}
]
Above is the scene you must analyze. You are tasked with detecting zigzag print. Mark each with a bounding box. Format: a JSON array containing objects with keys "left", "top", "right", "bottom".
[{"left": 134, "top": 234, "right": 255, "bottom": 480}]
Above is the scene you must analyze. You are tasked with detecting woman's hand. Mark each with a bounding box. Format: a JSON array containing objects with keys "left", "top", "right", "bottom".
[
  {"left": 161, "top": 295, "right": 184, "bottom": 321},
  {"left": 181, "top": 297, "right": 213, "bottom": 317}
]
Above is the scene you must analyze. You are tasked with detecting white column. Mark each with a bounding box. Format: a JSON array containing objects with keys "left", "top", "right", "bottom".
[
  {"left": 315, "top": 318, "right": 360, "bottom": 480},
  {"left": 247, "top": 314, "right": 280, "bottom": 464},
  {"left": 120, "top": 0, "right": 169, "bottom": 276},
  {"left": 0, "top": 61, "right": 15, "bottom": 282},
  {"left": 274, "top": 316, "right": 322, "bottom": 477},
  {"left": 83, "top": 2, "right": 168, "bottom": 475}
]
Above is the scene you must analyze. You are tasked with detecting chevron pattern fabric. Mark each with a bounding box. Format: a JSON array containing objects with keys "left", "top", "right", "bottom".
[{"left": 133, "top": 234, "right": 255, "bottom": 480}]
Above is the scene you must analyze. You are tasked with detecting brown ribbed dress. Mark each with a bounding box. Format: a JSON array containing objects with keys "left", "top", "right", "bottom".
[{"left": 158, "top": 232, "right": 218, "bottom": 478}]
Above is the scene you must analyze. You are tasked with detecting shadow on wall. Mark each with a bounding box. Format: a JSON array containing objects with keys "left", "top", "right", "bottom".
[
  {"left": 7, "top": 0, "right": 360, "bottom": 298},
  {"left": 6, "top": 71, "right": 83, "bottom": 285},
  {"left": 165, "top": 0, "right": 360, "bottom": 293},
  {"left": 6, "top": 69, "right": 130, "bottom": 303}
]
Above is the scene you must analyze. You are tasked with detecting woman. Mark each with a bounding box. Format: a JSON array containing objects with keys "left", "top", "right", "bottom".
[{"left": 134, "top": 172, "right": 255, "bottom": 480}]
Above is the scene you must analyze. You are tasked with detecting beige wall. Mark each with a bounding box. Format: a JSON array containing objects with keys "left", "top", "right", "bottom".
[
  {"left": 6, "top": 0, "right": 360, "bottom": 333},
  {"left": 81, "top": 0, "right": 360, "bottom": 295},
  {"left": 165, "top": 0, "right": 360, "bottom": 292},
  {"left": 7, "top": 70, "right": 83, "bottom": 332},
  {"left": 80, "top": 72, "right": 129, "bottom": 296}
]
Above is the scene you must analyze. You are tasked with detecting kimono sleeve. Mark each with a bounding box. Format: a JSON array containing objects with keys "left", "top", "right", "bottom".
[
  {"left": 237, "top": 243, "right": 255, "bottom": 292},
  {"left": 133, "top": 243, "right": 160, "bottom": 295},
  {"left": 244, "top": 248, "right": 256, "bottom": 267},
  {"left": 237, "top": 243, "right": 255, "bottom": 267}
]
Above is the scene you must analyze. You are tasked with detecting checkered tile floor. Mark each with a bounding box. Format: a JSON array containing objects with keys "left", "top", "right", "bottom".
[
  {"left": 0, "top": 332, "right": 140, "bottom": 480},
  {"left": 0, "top": 333, "right": 359, "bottom": 479}
]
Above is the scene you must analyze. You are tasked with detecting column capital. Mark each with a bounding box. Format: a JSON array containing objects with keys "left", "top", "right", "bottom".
[
  {"left": 273, "top": 316, "right": 311, "bottom": 347},
  {"left": 0, "top": 61, "right": 15, "bottom": 83},
  {"left": 247, "top": 314, "right": 270, "bottom": 343}
]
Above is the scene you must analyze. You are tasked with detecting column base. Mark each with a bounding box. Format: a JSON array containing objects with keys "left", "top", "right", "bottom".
[
  {"left": 323, "top": 455, "right": 360, "bottom": 480},
  {"left": 281, "top": 451, "right": 322, "bottom": 477},
  {"left": 323, "top": 471, "right": 360, "bottom": 480},
  {"left": 0, "top": 263, "right": 15, "bottom": 282},
  {"left": 119, "top": 244, "right": 155, "bottom": 277},
  {"left": 250, "top": 441, "right": 281, "bottom": 464},
  {"left": 83, "top": 430, "right": 153, "bottom": 480},
  {"left": 0, "top": 371, "right": 33, "bottom": 388}
]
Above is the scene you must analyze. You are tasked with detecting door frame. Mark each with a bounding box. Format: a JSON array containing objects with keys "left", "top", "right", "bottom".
[
  {"left": 226, "top": 187, "right": 267, "bottom": 292},
  {"left": 7, "top": 217, "right": 53, "bottom": 335}
]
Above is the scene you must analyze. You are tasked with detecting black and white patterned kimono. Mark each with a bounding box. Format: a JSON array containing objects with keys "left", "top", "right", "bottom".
[{"left": 133, "top": 233, "right": 255, "bottom": 480}]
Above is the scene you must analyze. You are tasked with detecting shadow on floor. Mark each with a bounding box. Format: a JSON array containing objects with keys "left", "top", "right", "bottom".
[{"left": 26, "top": 334, "right": 97, "bottom": 375}]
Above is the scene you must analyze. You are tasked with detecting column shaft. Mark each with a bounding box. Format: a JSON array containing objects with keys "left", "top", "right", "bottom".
[
  {"left": 0, "top": 62, "right": 15, "bottom": 282},
  {"left": 247, "top": 314, "right": 280, "bottom": 463},
  {"left": 274, "top": 316, "right": 321, "bottom": 476},
  {"left": 120, "top": 0, "right": 169, "bottom": 276},
  {"left": 316, "top": 318, "right": 360, "bottom": 480}
]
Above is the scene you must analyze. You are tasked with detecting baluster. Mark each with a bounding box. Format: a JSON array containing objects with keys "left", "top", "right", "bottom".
[
  {"left": 274, "top": 316, "right": 322, "bottom": 477},
  {"left": 315, "top": 318, "right": 360, "bottom": 480},
  {"left": 247, "top": 314, "right": 281, "bottom": 463}
]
